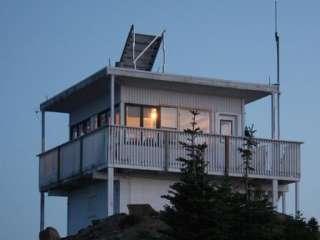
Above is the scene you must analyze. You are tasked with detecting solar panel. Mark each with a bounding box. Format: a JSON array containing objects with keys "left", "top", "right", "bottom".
[{"left": 116, "top": 25, "right": 163, "bottom": 71}]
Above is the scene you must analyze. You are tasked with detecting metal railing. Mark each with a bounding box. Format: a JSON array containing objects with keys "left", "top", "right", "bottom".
[{"left": 39, "top": 126, "right": 301, "bottom": 190}]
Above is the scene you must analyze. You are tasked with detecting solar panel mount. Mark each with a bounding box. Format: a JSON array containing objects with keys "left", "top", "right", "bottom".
[{"left": 116, "top": 25, "right": 164, "bottom": 72}]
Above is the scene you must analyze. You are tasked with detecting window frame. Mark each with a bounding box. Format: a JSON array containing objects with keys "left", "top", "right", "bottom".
[
  {"left": 125, "top": 103, "right": 160, "bottom": 129},
  {"left": 177, "top": 107, "right": 211, "bottom": 133},
  {"left": 69, "top": 103, "right": 120, "bottom": 140},
  {"left": 160, "top": 106, "right": 178, "bottom": 130},
  {"left": 215, "top": 112, "right": 239, "bottom": 137}
]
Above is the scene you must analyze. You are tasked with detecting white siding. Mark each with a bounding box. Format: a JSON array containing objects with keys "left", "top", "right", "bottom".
[
  {"left": 67, "top": 181, "right": 120, "bottom": 235},
  {"left": 118, "top": 174, "right": 176, "bottom": 213},
  {"left": 121, "top": 86, "right": 244, "bottom": 134}
]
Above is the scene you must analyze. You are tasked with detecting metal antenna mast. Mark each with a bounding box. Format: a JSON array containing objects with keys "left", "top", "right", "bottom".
[{"left": 275, "top": 0, "right": 280, "bottom": 139}]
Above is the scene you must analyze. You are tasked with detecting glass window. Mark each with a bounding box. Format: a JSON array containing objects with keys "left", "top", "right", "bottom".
[
  {"left": 179, "top": 109, "right": 210, "bottom": 133},
  {"left": 197, "top": 111, "right": 210, "bottom": 133},
  {"left": 220, "top": 120, "right": 232, "bottom": 136},
  {"left": 78, "top": 123, "right": 85, "bottom": 136},
  {"left": 85, "top": 119, "right": 91, "bottom": 133},
  {"left": 99, "top": 112, "right": 107, "bottom": 127},
  {"left": 106, "top": 107, "right": 120, "bottom": 125},
  {"left": 126, "top": 105, "right": 141, "bottom": 127},
  {"left": 71, "top": 126, "right": 78, "bottom": 140},
  {"left": 179, "top": 109, "right": 193, "bottom": 131},
  {"left": 143, "top": 107, "right": 158, "bottom": 129},
  {"left": 161, "top": 107, "right": 177, "bottom": 129},
  {"left": 91, "top": 115, "right": 98, "bottom": 130},
  {"left": 115, "top": 106, "right": 120, "bottom": 125}
]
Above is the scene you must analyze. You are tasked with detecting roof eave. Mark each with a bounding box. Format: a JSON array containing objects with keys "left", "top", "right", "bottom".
[{"left": 107, "top": 67, "right": 278, "bottom": 94}]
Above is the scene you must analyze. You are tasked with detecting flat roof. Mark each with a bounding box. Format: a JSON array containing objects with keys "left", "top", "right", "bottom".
[{"left": 40, "top": 67, "right": 278, "bottom": 112}]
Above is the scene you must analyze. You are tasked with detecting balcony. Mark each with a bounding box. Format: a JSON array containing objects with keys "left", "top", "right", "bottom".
[{"left": 39, "top": 126, "right": 301, "bottom": 191}]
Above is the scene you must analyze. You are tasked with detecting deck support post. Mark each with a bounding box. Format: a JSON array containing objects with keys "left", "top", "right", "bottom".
[
  {"left": 40, "top": 192, "right": 45, "bottom": 231},
  {"left": 40, "top": 111, "right": 46, "bottom": 231},
  {"left": 282, "top": 192, "right": 286, "bottom": 214},
  {"left": 272, "top": 179, "right": 278, "bottom": 210},
  {"left": 295, "top": 182, "right": 300, "bottom": 214},
  {"left": 107, "top": 74, "right": 115, "bottom": 216},
  {"left": 110, "top": 74, "right": 115, "bottom": 125},
  {"left": 107, "top": 167, "right": 114, "bottom": 216}
]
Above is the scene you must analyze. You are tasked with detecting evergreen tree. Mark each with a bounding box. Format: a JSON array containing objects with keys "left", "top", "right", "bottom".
[
  {"left": 235, "top": 125, "right": 277, "bottom": 240},
  {"left": 238, "top": 125, "right": 257, "bottom": 200},
  {"left": 307, "top": 217, "right": 320, "bottom": 239},
  {"left": 161, "top": 110, "right": 229, "bottom": 240}
]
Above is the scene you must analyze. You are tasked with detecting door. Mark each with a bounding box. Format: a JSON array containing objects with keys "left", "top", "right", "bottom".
[
  {"left": 216, "top": 114, "right": 239, "bottom": 173},
  {"left": 216, "top": 114, "right": 238, "bottom": 137}
]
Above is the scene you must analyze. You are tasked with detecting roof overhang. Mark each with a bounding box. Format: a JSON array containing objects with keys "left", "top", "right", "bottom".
[
  {"left": 107, "top": 67, "right": 278, "bottom": 104},
  {"left": 40, "top": 67, "right": 278, "bottom": 113},
  {"left": 40, "top": 68, "right": 108, "bottom": 112}
]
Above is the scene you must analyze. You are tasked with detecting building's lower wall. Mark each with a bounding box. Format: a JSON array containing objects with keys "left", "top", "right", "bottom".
[
  {"left": 118, "top": 174, "right": 177, "bottom": 213},
  {"left": 67, "top": 174, "right": 174, "bottom": 235},
  {"left": 67, "top": 172, "right": 287, "bottom": 235},
  {"left": 67, "top": 181, "right": 120, "bottom": 235}
]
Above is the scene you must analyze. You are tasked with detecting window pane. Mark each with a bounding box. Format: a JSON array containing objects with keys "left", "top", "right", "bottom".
[
  {"left": 179, "top": 109, "right": 210, "bottom": 133},
  {"left": 161, "top": 107, "right": 177, "bottom": 129},
  {"left": 197, "top": 111, "right": 210, "bottom": 133},
  {"left": 126, "top": 105, "right": 140, "bottom": 127},
  {"left": 85, "top": 119, "right": 91, "bottom": 133},
  {"left": 99, "top": 112, "right": 107, "bottom": 127},
  {"left": 107, "top": 107, "right": 120, "bottom": 125},
  {"left": 143, "top": 107, "right": 158, "bottom": 129},
  {"left": 71, "top": 126, "right": 78, "bottom": 140},
  {"left": 115, "top": 107, "right": 120, "bottom": 125},
  {"left": 79, "top": 123, "right": 85, "bottom": 136},
  {"left": 179, "top": 109, "right": 193, "bottom": 131},
  {"left": 220, "top": 120, "right": 232, "bottom": 136},
  {"left": 91, "top": 115, "right": 98, "bottom": 130}
]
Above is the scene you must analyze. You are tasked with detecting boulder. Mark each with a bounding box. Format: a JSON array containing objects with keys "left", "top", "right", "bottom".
[
  {"left": 39, "top": 227, "right": 60, "bottom": 240},
  {"left": 127, "top": 204, "right": 158, "bottom": 217}
]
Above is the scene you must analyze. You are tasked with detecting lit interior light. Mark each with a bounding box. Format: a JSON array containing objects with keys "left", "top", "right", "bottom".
[{"left": 151, "top": 108, "right": 157, "bottom": 120}]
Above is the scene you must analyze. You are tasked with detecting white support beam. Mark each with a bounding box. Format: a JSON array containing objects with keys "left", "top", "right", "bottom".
[
  {"left": 107, "top": 167, "right": 114, "bottom": 216},
  {"left": 162, "top": 31, "right": 165, "bottom": 73},
  {"left": 108, "top": 74, "right": 115, "bottom": 216},
  {"left": 40, "top": 111, "right": 46, "bottom": 231},
  {"left": 271, "top": 94, "right": 276, "bottom": 139},
  {"left": 295, "top": 182, "right": 300, "bottom": 214},
  {"left": 110, "top": 75, "right": 115, "bottom": 125},
  {"left": 282, "top": 192, "right": 286, "bottom": 214},
  {"left": 241, "top": 98, "right": 246, "bottom": 136},
  {"left": 41, "top": 111, "right": 46, "bottom": 152},
  {"left": 40, "top": 193, "right": 45, "bottom": 231},
  {"left": 120, "top": 102, "right": 125, "bottom": 126},
  {"left": 272, "top": 179, "right": 278, "bottom": 210}
]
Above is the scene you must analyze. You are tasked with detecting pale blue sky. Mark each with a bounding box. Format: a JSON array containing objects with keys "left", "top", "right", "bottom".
[{"left": 0, "top": 0, "right": 319, "bottom": 239}]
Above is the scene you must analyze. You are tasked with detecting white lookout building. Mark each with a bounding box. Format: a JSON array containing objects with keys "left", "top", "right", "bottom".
[{"left": 38, "top": 26, "right": 302, "bottom": 235}]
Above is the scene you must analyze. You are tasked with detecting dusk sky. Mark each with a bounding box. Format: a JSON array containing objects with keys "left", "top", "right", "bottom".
[{"left": 1, "top": 0, "right": 319, "bottom": 239}]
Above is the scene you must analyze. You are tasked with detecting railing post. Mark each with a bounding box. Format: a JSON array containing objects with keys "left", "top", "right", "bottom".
[
  {"left": 224, "top": 136, "right": 230, "bottom": 176},
  {"left": 164, "top": 131, "right": 169, "bottom": 171}
]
